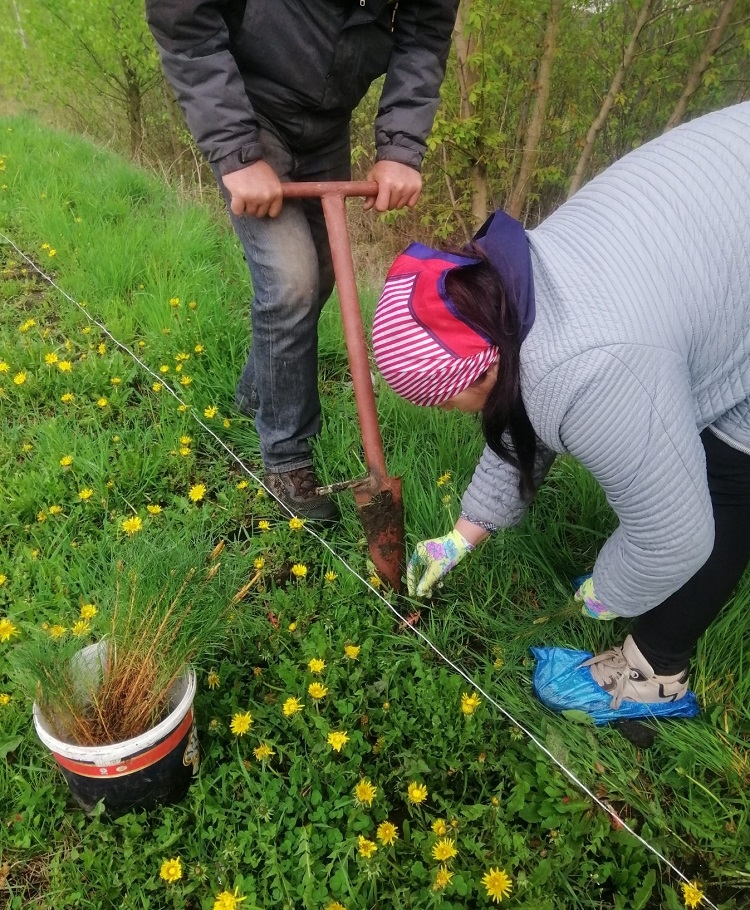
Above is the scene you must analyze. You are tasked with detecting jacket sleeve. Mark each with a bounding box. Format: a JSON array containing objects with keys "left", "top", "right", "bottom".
[
  {"left": 374, "top": 0, "right": 459, "bottom": 169},
  {"left": 553, "top": 349, "right": 714, "bottom": 617},
  {"left": 461, "top": 438, "right": 556, "bottom": 530},
  {"left": 145, "top": 0, "right": 262, "bottom": 175}
]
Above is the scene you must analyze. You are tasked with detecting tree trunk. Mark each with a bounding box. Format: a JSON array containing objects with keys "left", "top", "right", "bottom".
[
  {"left": 453, "top": 0, "right": 488, "bottom": 228},
  {"left": 664, "top": 0, "right": 737, "bottom": 132},
  {"left": 123, "top": 63, "right": 143, "bottom": 160},
  {"left": 507, "top": 0, "right": 562, "bottom": 219},
  {"left": 567, "top": 0, "right": 658, "bottom": 198}
]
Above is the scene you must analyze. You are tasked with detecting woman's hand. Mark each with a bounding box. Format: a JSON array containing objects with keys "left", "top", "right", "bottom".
[{"left": 407, "top": 521, "right": 488, "bottom": 597}]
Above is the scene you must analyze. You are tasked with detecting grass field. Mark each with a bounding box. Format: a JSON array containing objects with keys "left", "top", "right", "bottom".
[{"left": 0, "top": 117, "right": 749, "bottom": 910}]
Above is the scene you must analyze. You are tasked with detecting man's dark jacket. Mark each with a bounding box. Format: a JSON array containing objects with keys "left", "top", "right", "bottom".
[{"left": 146, "top": 0, "right": 459, "bottom": 176}]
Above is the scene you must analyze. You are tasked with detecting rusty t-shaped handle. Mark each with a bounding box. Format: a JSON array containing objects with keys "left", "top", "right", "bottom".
[{"left": 281, "top": 181, "right": 404, "bottom": 592}]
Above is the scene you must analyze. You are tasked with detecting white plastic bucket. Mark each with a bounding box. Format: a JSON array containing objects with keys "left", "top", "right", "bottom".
[{"left": 33, "top": 642, "right": 199, "bottom": 813}]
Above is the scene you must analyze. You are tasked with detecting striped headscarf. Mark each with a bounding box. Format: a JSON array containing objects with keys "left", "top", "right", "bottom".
[{"left": 372, "top": 243, "right": 498, "bottom": 406}]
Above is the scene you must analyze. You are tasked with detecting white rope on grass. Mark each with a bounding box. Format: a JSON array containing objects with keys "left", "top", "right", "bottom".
[{"left": 0, "top": 231, "right": 715, "bottom": 908}]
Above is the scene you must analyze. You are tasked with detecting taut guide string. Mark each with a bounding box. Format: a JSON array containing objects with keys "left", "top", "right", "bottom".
[{"left": 1, "top": 231, "right": 714, "bottom": 907}]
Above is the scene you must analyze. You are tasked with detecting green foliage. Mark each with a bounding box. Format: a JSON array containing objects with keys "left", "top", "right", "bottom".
[{"left": 1, "top": 117, "right": 749, "bottom": 910}]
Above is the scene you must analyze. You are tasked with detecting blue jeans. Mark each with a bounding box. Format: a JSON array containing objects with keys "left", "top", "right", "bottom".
[{"left": 216, "top": 122, "right": 351, "bottom": 471}]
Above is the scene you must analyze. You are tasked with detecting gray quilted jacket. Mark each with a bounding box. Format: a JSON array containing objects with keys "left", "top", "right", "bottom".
[
  {"left": 462, "top": 102, "right": 750, "bottom": 617},
  {"left": 146, "top": 0, "right": 458, "bottom": 176}
]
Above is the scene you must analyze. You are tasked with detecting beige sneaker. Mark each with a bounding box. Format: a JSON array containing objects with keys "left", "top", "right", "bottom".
[{"left": 582, "top": 635, "right": 689, "bottom": 710}]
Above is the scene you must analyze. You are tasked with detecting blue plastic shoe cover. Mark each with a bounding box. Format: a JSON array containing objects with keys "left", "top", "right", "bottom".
[{"left": 531, "top": 646, "right": 700, "bottom": 726}]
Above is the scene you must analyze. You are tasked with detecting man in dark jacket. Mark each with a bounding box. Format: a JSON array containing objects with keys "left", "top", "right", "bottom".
[{"left": 146, "top": 0, "right": 459, "bottom": 519}]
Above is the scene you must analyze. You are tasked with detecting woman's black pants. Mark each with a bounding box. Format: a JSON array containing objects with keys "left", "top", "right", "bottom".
[{"left": 633, "top": 429, "right": 750, "bottom": 675}]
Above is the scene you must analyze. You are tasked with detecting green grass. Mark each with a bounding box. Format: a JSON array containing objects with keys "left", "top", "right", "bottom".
[{"left": 0, "top": 116, "right": 749, "bottom": 909}]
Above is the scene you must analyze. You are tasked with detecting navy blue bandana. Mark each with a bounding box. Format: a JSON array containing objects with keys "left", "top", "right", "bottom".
[{"left": 472, "top": 209, "right": 536, "bottom": 342}]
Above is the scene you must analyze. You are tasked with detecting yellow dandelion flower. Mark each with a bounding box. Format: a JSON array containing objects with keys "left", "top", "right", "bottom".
[
  {"left": 433, "top": 866, "right": 453, "bottom": 891},
  {"left": 368, "top": 575, "right": 381, "bottom": 588},
  {"left": 169, "top": 297, "right": 180, "bottom": 307},
  {"left": 44, "top": 352, "right": 58, "bottom": 365},
  {"left": 110, "top": 377, "right": 121, "bottom": 385},
  {"left": 237, "top": 480, "right": 249, "bottom": 490},
  {"left": 179, "top": 375, "right": 192, "bottom": 386},
  {"left": 0, "top": 618, "right": 20, "bottom": 642},
  {"left": 194, "top": 343, "right": 204, "bottom": 352},
  {"left": 357, "top": 836, "right": 377, "bottom": 859},
  {"left": 204, "top": 405, "right": 217, "bottom": 418},
  {"left": 282, "top": 697, "right": 304, "bottom": 717},
  {"left": 80, "top": 603, "right": 97, "bottom": 620},
  {"left": 407, "top": 782, "right": 428, "bottom": 805},
  {"left": 159, "top": 365, "right": 170, "bottom": 374},
  {"left": 325, "top": 570, "right": 338, "bottom": 583},
  {"left": 327, "top": 730, "right": 349, "bottom": 752},
  {"left": 461, "top": 692, "right": 481, "bottom": 715},
  {"left": 0, "top": 362, "right": 8, "bottom": 373},
  {"left": 61, "top": 392, "right": 75, "bottom": 403},
  {"left": 253, "top": 743, "right": 275, "bottom": 761},
  {"left": 482, "top": 868, "right": 512, "bottom": 904},
  {"left": 152, "top": 382, "right": 163, "bottom": 392},
  {"left": 97, "top": 343, "right": 106, "bottom": 355},
  {"left": 78, "top": 488, "right": 94, "bottom": 501},
  {"left": 175, "top": 352, "right": 190, "bottom": 362},
  {"left": 97, "top": 397, "right": 108, "bottom": 408},
  {"left": 437, "top": 471, "right": 452, "bottom": 486},
  {"left": 122, "top": 515, "right": 143, "bottom": 536},
  {"left": 179, "top": 435, "right": 191, "bottom": 445},
  {"left": 288, "top": 516, "right": 304, "bottom": 530},
  {"left": 354, "top": 778, "right": 377, "bottom": 806},
  {"left": 255, "top": 488, "right": 265, "bottom": 498},
  {"left": 49, "top": 624, "right": 67, "bottom": 638},
  {"left": 253, "top": 557, "right": 265, "bottom": 570},
  {"left": 291, "top": 563, "right": 307, "bottom": 578},
  {"left": 308, "top": 658, "right": 325, "bottom": 674},
  {"left": 188, "top": 483, "right": 206, "bottom": 502},
  {"left": 207, "top": 670, "right": 220, "bottom": 690},
  {"left": 71, "top": 620, "right": 90, "bottom": 636},
  {"left": 13, "top": 372, "right": 26, "bottom": 385},
  {"left": 327, "top": 903, "right": 346, "bottom": 910},
  {"left": 230, "top": 711, "right": 253, "bottom": 736},
  {"left": 179, "top": 447, "right": 191, "bottom": 457},
  {"left": 147, "top": 504, "right": 163, "bottom": 515},
  {"left": 212, "top": 888, "right": 246, "bottom": 910},
  {"left": 681, "top": 881, "right": 705, "bottom": 909},
  {"left": 258, "top": 520, "right": 270, "bottom": 531},
  {"left": 37, "top": 511, "right": 47, "bottom": 523},
  {"left": 308, "top": 681, "right": 328, "bottom": 700},
  {"left": 57, "top": 360, "right": 72, "bottom": 372},
  {"left": 432, "top": 838, "right": 457, "bottom": 863},
  {"left": 177, "top": 404, "right": 188, "bottom": 412},
  {"left": 0, "top": 693, "right": 11, "bottom": 706},
  {"left": 288, "top": 621, "right": 297, "bottom": 632},
  {"left": 432, "top": 819, "right": 448, "bottom": 836},
  {"left": 49, "top": 504, "right": 62, "bottom": 515},
  {"left": 60, "top": 455, "right": 73, "bottom": 467},
  {"left": 0, "top": 574, "right": 6, "bottom": 586},
  {"left": 344, "top": 644, "right": 360, "bottom": 660},
  {"left": 376, "top": 821, "right": 398, "bottom": 846},
  {"left": 159, "top": 857, "right": 182, "bottom": 883},
  {"left": 22, "top": 443, "right": 33, "bottom": 452},
  {"left": 223, "top": 418, "right": 231, "bottom": 428},
  {"left": 48, "top": 249, "right": 56, "bottom": 257}
]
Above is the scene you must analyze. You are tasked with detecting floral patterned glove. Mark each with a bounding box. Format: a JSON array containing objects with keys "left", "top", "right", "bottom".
[
  {"left": 406, "top": 529, "right": 475, "bottom": 598},
  {"left": 574, "top": 574, "right": 618, "bottom": 621}
]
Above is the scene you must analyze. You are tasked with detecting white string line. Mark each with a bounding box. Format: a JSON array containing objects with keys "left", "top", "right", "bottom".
[{"left": 1, "top": 231, "right": 713, "bottom": 905}]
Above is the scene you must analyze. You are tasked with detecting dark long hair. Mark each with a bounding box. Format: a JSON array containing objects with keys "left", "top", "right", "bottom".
[{"left": 444, "top": 245, "right": 537, "bottom": 499}]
